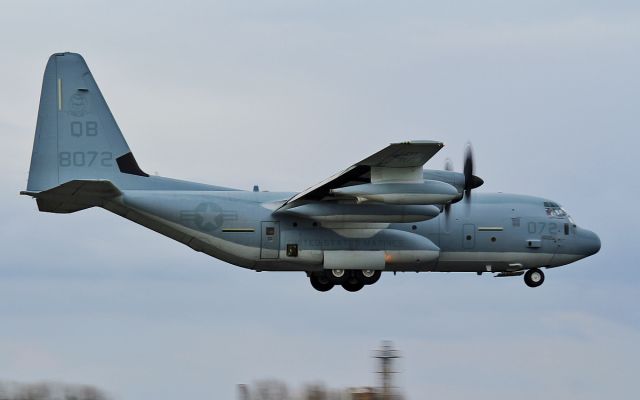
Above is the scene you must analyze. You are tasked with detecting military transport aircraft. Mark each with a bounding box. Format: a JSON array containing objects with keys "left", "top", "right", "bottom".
[{"left": 21, "top": 53, "right": 601, "bottom": 292}]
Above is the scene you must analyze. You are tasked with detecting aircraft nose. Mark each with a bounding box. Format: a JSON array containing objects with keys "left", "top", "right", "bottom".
[{"left": 580, "top": 229, "right": 601, "bottom": 257}]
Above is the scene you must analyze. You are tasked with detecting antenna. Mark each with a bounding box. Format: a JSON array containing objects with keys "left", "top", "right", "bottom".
[{"left": 374, "top": 341, "right": 400, "bottom": 400}]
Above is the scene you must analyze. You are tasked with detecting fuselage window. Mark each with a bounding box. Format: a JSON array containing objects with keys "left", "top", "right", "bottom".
[{"left": 564, "top": 223, "right": 570, "bottom": 235}]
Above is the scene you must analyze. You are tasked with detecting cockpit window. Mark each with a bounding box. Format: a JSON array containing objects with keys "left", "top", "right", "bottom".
[
  {"left": 544, "top": 202, "right": 570, "bottom": 219},
  {"left": 546, "top": 207, "right": 567, "bottom": 217}
]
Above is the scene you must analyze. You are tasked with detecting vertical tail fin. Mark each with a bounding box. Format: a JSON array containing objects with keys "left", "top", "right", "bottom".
[{"left": 26, "top": 52, "right": 147, "bottom": 193}]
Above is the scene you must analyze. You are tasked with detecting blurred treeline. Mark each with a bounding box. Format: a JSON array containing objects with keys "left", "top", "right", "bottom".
[
  {"left": 0, "top": 381, "right": 109, "bottom": 400},
  {"left": 238, "top": 380, "right": 404, "bottom": 400}
]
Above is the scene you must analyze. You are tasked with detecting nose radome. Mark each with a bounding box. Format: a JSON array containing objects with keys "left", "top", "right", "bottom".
[{"left": 582, "top": 229, "right": 601, "bottom": 257}]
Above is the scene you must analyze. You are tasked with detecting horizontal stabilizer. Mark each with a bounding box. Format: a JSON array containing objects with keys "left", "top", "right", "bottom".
[{"left": 21, "top": 179, "right": 121, "bottom": 213}]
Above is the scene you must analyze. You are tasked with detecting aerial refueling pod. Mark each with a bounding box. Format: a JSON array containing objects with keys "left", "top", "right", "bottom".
[
  {"left": 330, "top": 180, "right": 458, "bottom": 205},
  {"left": 322, "top": 229, "right": 440, "bottom": 270},
  {"left": 283, "top": 203, "right": 441, "bottom": 223},
  {"left": 279, "top": 228, "right": 440, "bottom": 270}
]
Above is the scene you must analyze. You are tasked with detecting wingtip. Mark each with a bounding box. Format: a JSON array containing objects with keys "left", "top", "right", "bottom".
[
  {"left": 49, "top": 52, "right": 85, "bottom": 61},
  {"left": 393, "top": 140, "right": 444, "bottom": 146}
]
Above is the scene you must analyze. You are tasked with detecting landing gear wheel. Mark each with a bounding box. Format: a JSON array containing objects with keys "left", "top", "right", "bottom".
[
  {"left": 524, "top": 268, "right": 545, "bottom": 288},
  {"left": 327, "top": 269, "right": 347, "bottom": 284},
  {"left": 359, "top": 269, "right": 382, "bottom": 285},
  {"left": 310, "top": 274, "right": 334, "bottom": 292},
  {"left": 342, "top": 280, "right": 365, "bottom": 292}
]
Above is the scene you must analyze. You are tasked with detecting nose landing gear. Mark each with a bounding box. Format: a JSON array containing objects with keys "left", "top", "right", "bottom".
[{"left": 524, "top": 268, "right": 545, "bottom": 288}]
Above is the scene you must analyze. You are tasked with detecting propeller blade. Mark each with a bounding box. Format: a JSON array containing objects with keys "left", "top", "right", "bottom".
[
  {"left": 444, "top": 202, "right": 451, "bottom": 230},
  {"left": 443, "top": 143, "right": 483, "bottom": 220},
  {"left": 463, "top": 143, "right": 474, "bottom": 192},
  {"left": 462, "top": 143, "right": 484, "bottom": 190},
  {"left": 463, "top": 143, "right": 476, "bottom": 214}
]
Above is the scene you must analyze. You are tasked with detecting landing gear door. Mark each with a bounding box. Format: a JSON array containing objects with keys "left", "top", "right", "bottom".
[
  {"left": 260, "top": 221, "right": 280, "bottom": 259},
  {"left": 463, "top": 224, "right": 475, "bottom": 249}
]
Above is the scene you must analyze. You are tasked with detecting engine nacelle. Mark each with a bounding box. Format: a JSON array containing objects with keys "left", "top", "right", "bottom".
[
  {"left": 284, "top": 203, "right": 441, "bottom": 223},
  {"left": 330, "top": 180, "right": 458, "bottom": 205}
]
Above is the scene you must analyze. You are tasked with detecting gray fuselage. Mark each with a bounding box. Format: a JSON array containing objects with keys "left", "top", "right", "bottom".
[{"left": 109, "top": 188, "right": 600, "bottom": 274}]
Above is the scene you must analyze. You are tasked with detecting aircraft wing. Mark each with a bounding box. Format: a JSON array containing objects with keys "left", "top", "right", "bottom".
[{"left": 278, "top": 141, "right": 444, "bottom": 209}]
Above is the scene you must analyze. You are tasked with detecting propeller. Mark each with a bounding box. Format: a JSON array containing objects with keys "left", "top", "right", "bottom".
[
  {"left": 462, "top": 142, "right": 483, "bottom": 213},
  {"left": 443, "top": 143, "right": 484, "bottom": 224}
]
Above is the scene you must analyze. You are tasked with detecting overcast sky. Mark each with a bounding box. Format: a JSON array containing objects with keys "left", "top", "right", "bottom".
[{"left": 1, "top": 1, "right": 639, "bottom": 399}]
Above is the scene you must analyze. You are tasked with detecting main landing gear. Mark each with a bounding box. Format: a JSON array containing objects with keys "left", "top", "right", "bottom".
[
  {"left": 309, "top": 269, "right": 382, "bottom": 292},
  {"left": 524, "top": 268, "right": 545, "bottom": 288}
]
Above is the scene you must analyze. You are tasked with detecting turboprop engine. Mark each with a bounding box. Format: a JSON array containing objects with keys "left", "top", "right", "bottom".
[
  {"left": 330, "top": 180, "right": 458, "bottom": 205},
  {"left": 284, "top": 203, "right": 441, "bottom": 223}
]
